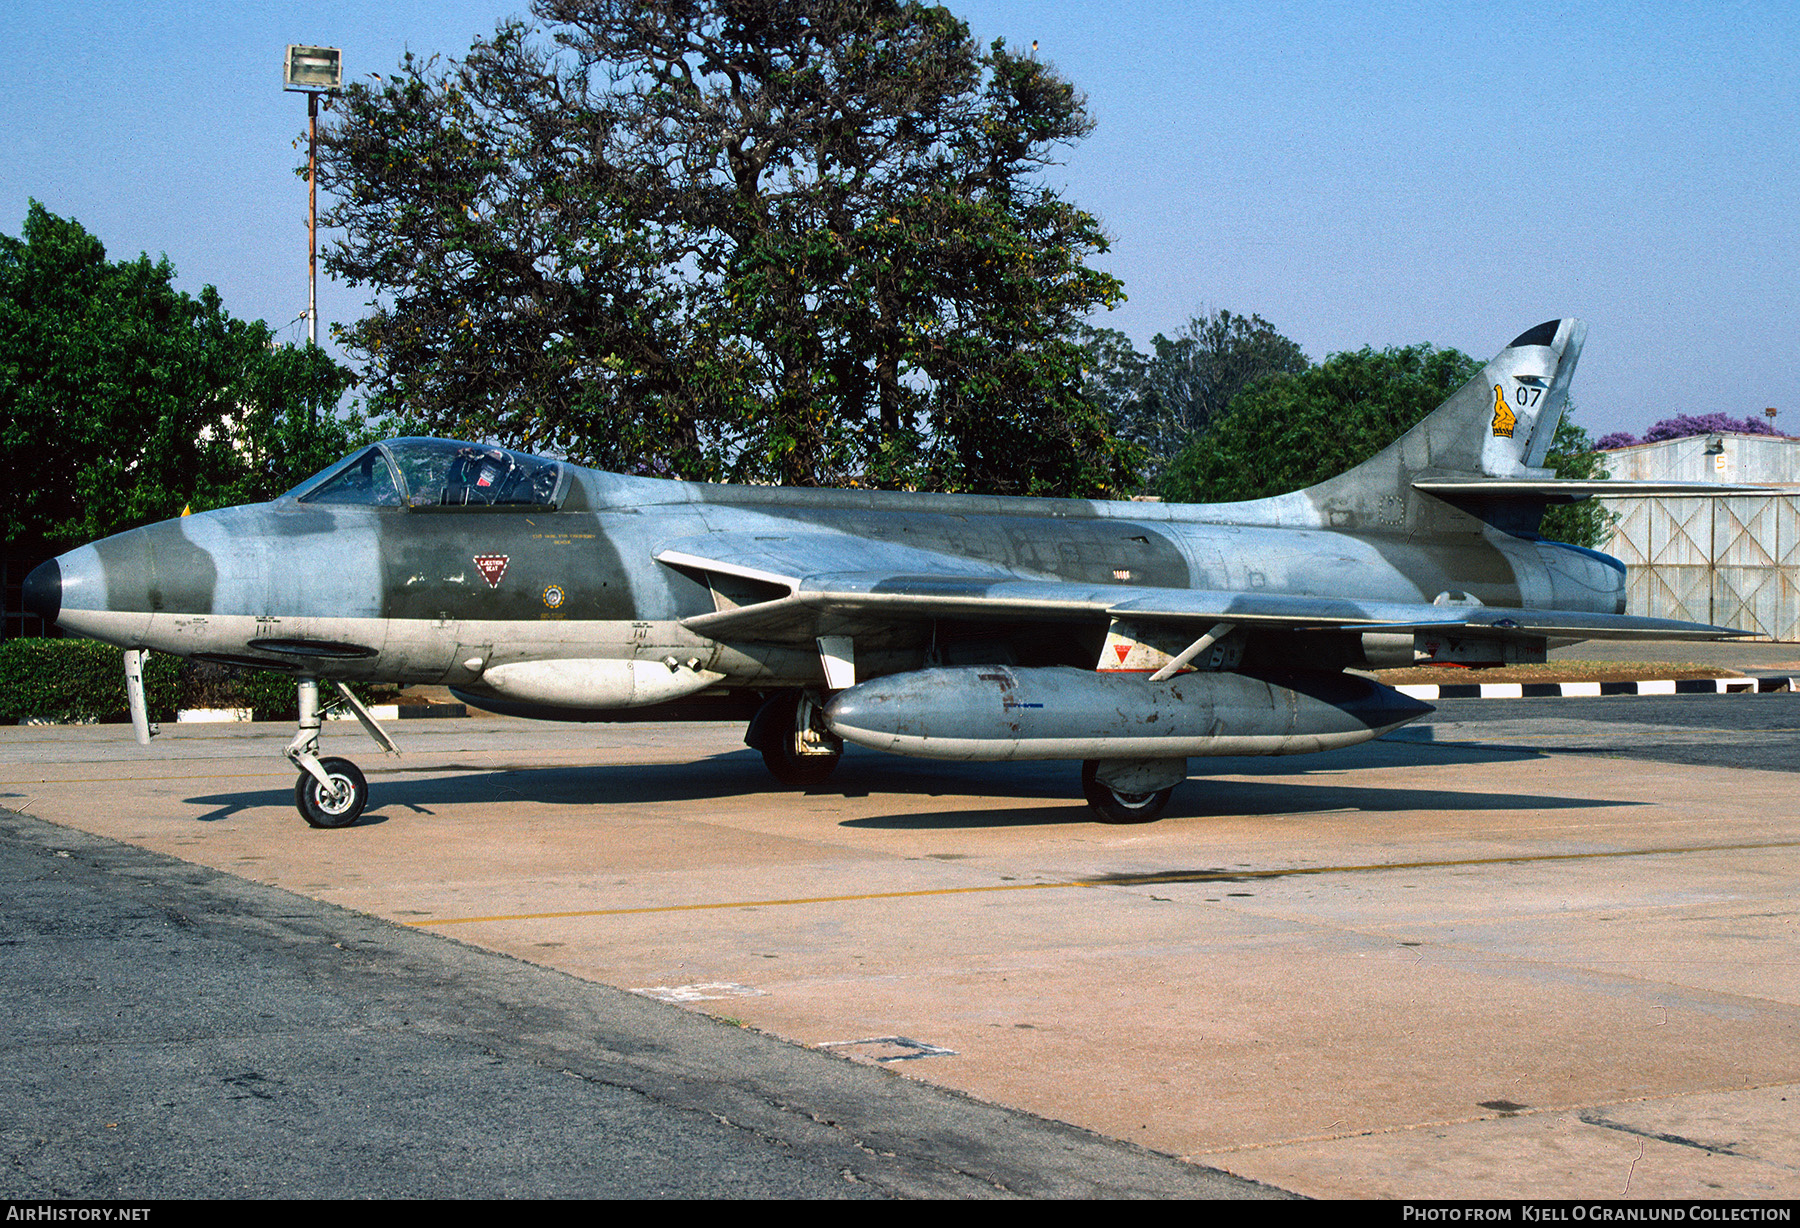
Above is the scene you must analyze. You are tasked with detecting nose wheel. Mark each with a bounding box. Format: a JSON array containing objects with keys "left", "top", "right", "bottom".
[{"left": 296, "top": 757, "right": 368, "bottom": 828}]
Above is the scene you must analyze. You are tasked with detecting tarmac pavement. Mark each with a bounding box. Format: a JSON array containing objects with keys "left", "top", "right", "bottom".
[{"left": 0, "top": 804, "right": 1265, "bottom": 1199}]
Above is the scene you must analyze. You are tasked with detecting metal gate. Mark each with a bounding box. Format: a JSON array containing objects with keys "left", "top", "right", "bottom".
[{"left": 1598, "top": 493, "right": 1800, "bottom": 641}]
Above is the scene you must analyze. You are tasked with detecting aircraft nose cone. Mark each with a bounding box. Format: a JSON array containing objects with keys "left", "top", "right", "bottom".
[{"left": 22, "top": 557, "right": 60, "bottom": 625}]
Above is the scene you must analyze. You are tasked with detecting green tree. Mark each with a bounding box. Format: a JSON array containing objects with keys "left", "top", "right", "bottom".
[
  {"left": 1129, "top": 311, "right": 1308, "bottom": 478},
  {"left": 1158, "top": 341, "right": 1612, "bottom": 547},
  {"left": 1073, "top": 310, "right": 1307, "bottom": 488},
  {"left": 317, "top": 0, "right": 1133, "bottom": 496},
  {"left": 1072, "top": 324, "right": 1149, "bottom": 423},
  {"left": 1537, "top": 412, "right": 1614, "bottom": 548},
  {"left": 1159, "top": 343, "right": 1483, "bottom": 504},
  {"left": 0, "top": 203, "right": 360, "bottom": 551}
]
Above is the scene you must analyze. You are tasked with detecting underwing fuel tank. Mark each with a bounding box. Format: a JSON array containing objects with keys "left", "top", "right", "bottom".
[{"left": 822, "top": 666, "right": 1434, "bottom": 762}]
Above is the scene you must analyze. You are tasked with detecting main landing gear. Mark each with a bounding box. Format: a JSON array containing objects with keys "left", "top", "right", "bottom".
[
  {"left": 287, "top": 677, "right": 397, "bottom": 828},
  {"left": 747, "top": 689, "right": 843, "bottom": 787},
  {"left": 1080, "top": 759, "right": 1184, "bottom": 824}
]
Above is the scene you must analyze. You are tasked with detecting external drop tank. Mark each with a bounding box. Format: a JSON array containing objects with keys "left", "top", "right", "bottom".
[{"left": 822, "top": 665, "right": 1434, "bottom": 762}]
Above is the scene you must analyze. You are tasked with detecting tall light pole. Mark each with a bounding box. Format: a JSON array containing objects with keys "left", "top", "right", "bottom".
[{"left": 283, "top": 46, "right": 342, "bottom": 354}]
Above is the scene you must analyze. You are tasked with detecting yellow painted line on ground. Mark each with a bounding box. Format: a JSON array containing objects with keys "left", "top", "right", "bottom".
[
  {"left": 408, "top": 839, "right": 1800, "bottom": 927},
  {"left": 407, "top": 879, "right": 1090, "bottom": 926},
  {"left": 0, "top": 772, "right": 292, "bottom": 786}
]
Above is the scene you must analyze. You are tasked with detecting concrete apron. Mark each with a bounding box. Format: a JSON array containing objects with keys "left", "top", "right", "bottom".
[{"left": 3, "top": 717, "right": 1797, "bottom": 1200}]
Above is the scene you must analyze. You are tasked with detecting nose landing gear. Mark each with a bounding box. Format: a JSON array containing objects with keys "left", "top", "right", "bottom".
[{"left": 286, "top": 677, "right": 396, "bottom": 828}]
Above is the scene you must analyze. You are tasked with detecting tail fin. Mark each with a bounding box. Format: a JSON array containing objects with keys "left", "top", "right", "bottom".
[{"left": 1297, "top": 319, "right": 1586, "bottom": 533}]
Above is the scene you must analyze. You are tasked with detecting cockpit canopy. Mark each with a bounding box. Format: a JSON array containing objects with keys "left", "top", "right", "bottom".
[{"left": 288, "top": 438, "right": 566, "bottom": 509}]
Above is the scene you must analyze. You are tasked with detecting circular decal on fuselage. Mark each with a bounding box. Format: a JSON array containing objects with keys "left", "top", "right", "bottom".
[{"left": 542, "top": 584, "right": 566, "bottom": 609}]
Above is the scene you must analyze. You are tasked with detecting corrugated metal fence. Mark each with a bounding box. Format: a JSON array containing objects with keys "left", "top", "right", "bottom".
[{"left": 1598, "top": 493, "right": 1800, "bottom": 641}]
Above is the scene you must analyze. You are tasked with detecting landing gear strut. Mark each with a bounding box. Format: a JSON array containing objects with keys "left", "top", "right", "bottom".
[
  {"left": 747, "top": 689, "right": 842, "bottom": 787},
  {"left": 286, "top": 677, "right": 395, "bottom": 828}
]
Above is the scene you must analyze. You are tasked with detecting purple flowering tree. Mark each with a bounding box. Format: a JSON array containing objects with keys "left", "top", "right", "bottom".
[
  {"left": 1597, "top": 413, "right": 1785, "bottom": 449},
  {"left": 1643, "top": 413, "right": 1783, "bottom": 442}
]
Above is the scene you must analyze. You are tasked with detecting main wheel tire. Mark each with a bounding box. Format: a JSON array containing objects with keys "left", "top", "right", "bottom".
[
  {"left": 752, "top": 692, "right": 843, "bottom": 787},
  {"left": 295, "top": 757, "right": 368, "bottom": 828},
  {"left": 1081, "top": 760, "right": 1173, "bottom": 824}
]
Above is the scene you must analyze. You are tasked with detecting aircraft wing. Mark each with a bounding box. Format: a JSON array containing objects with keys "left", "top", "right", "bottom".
[{"left": 656, "top": 536, "right": 1742, "bottom": 644}]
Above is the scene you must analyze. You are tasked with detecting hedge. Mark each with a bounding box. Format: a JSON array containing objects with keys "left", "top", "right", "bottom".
[
  {"left": 0, "top": 638, "right": 182, "bottom": 724},
  {"left": 181, "top": 660, "right": 314, "bottom": 722},
  {"left": 0, "top": 638, "right": 384, "bottom": 724}
]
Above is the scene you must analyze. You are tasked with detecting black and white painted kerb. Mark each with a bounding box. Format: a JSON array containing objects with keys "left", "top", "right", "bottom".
[
  {"left": 174, "top": 702, "right": 469, "bottom": 723},
  {"left": 1391, "top": 675, "right": 1796, "bottom": 701}
]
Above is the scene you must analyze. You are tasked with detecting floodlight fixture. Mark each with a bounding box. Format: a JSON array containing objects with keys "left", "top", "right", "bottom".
[{"left": 285, "top": 45, "right": 342, "bottom": 93}]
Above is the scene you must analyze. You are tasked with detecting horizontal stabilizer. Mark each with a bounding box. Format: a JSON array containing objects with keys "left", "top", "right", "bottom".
[{"left": 1416, "top": 478, "right": 1772, "bottom": 503}]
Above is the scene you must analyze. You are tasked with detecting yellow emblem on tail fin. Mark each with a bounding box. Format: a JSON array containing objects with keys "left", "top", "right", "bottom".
[{"left": 1490, "top": 384, "right": 1516, "bottom": 438}]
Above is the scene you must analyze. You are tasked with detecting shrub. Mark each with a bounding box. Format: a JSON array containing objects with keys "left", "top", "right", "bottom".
[
  {"left": 0, "top": 640, "right": 391, "bottom": 724},
  {"left": 182, "top": 663, "right": 386, "bottom": 720},
  {"left": 0, "top": 638, "right": 181, "bottom": 724},
  {"left": 180, "top": 659, "right": 305, "bottom": 720}
]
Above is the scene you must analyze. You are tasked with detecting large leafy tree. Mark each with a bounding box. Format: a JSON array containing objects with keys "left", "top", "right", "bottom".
[
  {"left": 1130, "top": 311, "right": 1308, "bottom": 477},
  {"left": 0, "top": 204, "right": 360, "bottom": 551},
  {"left": 1535, "top": 413, "right": 1613, "bottom": 548},
  {"left": 1157, "top": 342, "right": 1611, "bottom": 547},
  {"left": 317, "top": 0, "right": 1133, "bottom": 496}
]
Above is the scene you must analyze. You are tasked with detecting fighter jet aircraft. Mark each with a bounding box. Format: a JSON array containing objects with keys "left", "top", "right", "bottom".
[{"left": 21, "top": 319, "right": 1741, "bottom": 826}]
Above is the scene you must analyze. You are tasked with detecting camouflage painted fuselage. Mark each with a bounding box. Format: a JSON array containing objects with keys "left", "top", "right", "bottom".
[
  {"left": 23, "top": 320, "right": 1753, "bottom": 827},
  {"left": 39, "top": 459, "right": 1625, "bottom": 697}
]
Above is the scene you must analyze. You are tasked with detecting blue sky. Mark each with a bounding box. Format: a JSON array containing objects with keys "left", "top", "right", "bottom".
[{"left": 4, "top": 1, "right": 1796, "bottom": 439}]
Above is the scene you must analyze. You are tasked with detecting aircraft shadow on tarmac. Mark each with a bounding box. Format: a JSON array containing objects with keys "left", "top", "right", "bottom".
[{"left": 180, "top": 740, "right": 1640, "bottom": 830}]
